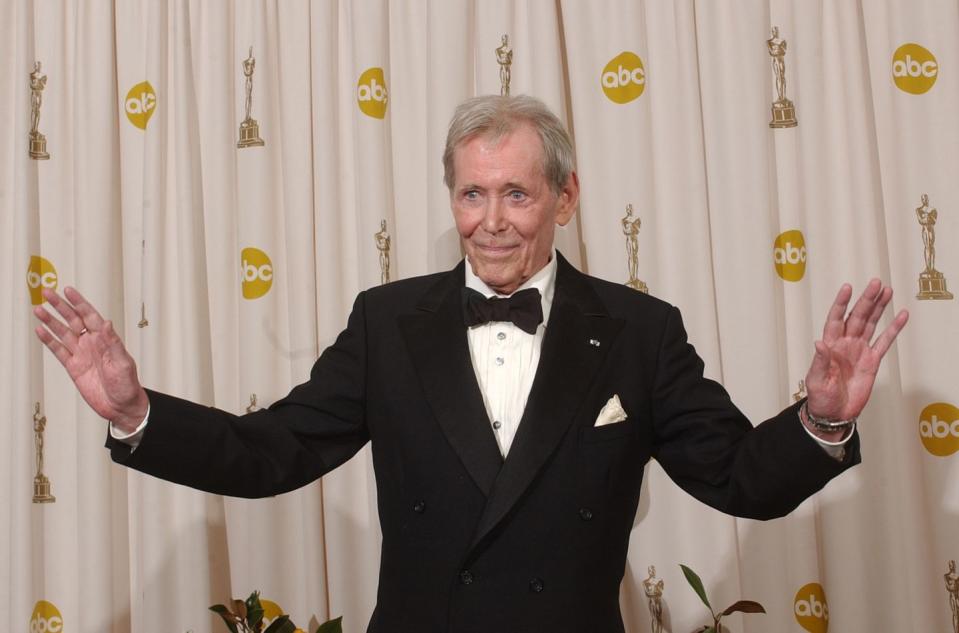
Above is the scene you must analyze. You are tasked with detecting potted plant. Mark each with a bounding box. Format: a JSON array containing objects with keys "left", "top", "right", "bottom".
[
  {"left": 680, "top": 564, "right": 765, "bottom": 633},
  {"left": 210, "top": 590, "right": 342, "bottom": 633}
]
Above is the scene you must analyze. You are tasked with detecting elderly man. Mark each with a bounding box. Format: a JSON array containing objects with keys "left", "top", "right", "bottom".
[{"left": 34, "top": 95, "right": 908, "bottom": 632}]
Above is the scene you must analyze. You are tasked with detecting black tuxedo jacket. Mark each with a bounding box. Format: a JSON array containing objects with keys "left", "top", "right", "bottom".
[{"left": 108, "top": 253, "right": 859, "bottom": 632}]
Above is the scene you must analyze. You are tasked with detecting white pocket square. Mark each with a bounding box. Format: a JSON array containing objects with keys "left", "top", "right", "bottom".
[{"left": 594, "top": 394, "right": 628, "bottom": 427}]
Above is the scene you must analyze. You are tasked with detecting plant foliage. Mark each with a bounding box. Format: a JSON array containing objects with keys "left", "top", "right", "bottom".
[{"left": 680, "top": 564, "right": 765, "bottom": 633}]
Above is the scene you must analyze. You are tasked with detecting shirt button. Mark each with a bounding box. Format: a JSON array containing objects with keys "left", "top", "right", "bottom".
[
  {"left": 529, "top": 577, "right": 545, "bottom": 593},
  {"left": 497, "top": 332, "right": 506, "bottom": 340},
  {"left": 495, "top": 357, "right": 504, "bottom": 366},
  {"left": 412, "top": 500, "right": 426, "bottom": 513},
  {"left": 492, "top": 420, "right": 502, "bottom": 430},
  {"left": 460, "top": 570, "right": 474, "bottom": 585},
  {"left": 579, "top": 508, "right": 593, "bottom": 521}
]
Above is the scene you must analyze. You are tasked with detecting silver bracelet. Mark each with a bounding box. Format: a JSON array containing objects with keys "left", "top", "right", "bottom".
[{"left": 801, "top": 401, "right": 856, "bottom": 432}]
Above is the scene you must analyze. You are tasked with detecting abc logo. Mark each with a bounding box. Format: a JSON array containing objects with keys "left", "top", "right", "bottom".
[
  {"left": 357, "top": 67, "right": 388, "bottom": 119},
  {"left": 919, "top": 402, "right": 959, "bottom": 457},
  {"left": 892, "top": 43, "right": 938, "bottom": 94},
  {"left": 241, "top": 247, "right": 273, "bottom": 300},
  {"left": 601, "top": 52, "right": 646, "bottom": 104},
  {"left": 794, "top": 583, "right": 829, "bottom": 633},
  {"left": 261, "top": 599, "right": 285, "bottom": 629},
  {"left": 773, "top": 229, "right": 807, "bottom": 282},
  {"left": 26, "top": 255, "right": 58, "bottom": 306},
  {"left": 261, "top": 599, "right": 306, "bottom": 633},
  {"left": 124, "top": 81, "right": 157, "bottom": 129},
  {"left": 30, "top": 600, "right": 63, "bottom": 633}
]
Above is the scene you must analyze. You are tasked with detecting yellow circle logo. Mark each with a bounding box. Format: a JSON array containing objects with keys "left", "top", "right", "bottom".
[
  {"left": 261, "top": 599, "right": 284, "bottom": 628},
  {"left": 919, "top": 402, "right": 959, "bottom": 457},
  {"left": 124, "top": 81, "right": 157, "bottom": 129},
  {"left": 601, "top": 51, "right": 646, "bottom": 104},
  {"left": 30, "top": 600, "right": 64, "bottom": 633},
  {"left": 261, "top": 599, "right": 306, "bottom": 633},
  {"left": 893, "top": 43, "right": 938, "bottom": 94},
  {"left": 27, "top": 255, "right": 58, "bottom": 305},
  {"left": 794, "top": 583, "right": 828, "bottom": 633},
  {"left": 773, "top": 230, "right": 807, "bottom": 282},
  {"left": 357, "top": 67, "right": 388, "bottom": 119},
  {"left": 241, "top": 247, "right": 273, "bottom": 300}
]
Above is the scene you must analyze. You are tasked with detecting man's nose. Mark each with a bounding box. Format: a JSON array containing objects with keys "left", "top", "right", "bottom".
[{"left": 481, "top": 197, "right": 508, "bottom": 233}]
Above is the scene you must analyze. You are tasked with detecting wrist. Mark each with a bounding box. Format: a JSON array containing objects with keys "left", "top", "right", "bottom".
[
  {"left": 800, "top": 401, "right": 855, "bottom": 442},
  {"left": 112, "top": 390, "right": 149, "bottom": 433}
]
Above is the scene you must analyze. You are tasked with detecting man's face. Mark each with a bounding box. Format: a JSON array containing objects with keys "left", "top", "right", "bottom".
[{"left": 450, "top": 124, "right": 578, "bottom": 295}]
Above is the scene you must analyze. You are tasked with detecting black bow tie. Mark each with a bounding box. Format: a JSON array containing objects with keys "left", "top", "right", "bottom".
[{"left": 462, "top": 287, "right": 543, "bottom": 335}]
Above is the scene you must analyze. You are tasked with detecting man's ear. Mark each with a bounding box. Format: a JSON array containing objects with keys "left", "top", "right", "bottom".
[{"left": 555, "top": 171, "right": 580, "bottom": 227}]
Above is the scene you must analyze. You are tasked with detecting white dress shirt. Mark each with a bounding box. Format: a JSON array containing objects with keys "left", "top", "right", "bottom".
[{"left": 464, "top": 253, "right": 557, "bottom": 457}]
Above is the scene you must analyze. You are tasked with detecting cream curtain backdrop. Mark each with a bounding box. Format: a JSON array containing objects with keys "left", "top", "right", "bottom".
[{"left": 2, "top": 0, "right": 956, "bottom": 631}]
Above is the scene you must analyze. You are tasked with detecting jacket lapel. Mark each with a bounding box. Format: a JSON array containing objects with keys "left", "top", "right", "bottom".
[
  {"left": 468, "top": 255, "right": 625, "bottom": 552},
  {"left": 398, "top": 262, "right": 503, "bottom": 497}
]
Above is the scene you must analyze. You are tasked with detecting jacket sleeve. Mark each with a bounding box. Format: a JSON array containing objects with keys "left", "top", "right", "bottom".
[
  {"left": 106, "top": 292, "right": 371, "bottom": 498},
  {"left": 650, "top": 305, "right": 860, "bottom": 520}
]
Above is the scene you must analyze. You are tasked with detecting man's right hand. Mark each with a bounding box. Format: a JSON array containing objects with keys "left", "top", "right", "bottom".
[{"left": 33, "top": 287, "right": 149, "bottom": 434}]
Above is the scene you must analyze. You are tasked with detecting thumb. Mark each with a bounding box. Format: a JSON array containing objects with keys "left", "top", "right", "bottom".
[{"left": 806, "top": 340, "right": 831, "bottom": 382}]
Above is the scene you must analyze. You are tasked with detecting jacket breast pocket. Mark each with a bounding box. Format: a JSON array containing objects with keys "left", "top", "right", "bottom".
[{"left": 580, "top": 420, "right": 637, "bottom": 444}]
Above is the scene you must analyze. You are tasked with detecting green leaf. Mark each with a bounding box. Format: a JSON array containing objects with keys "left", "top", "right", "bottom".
[
  {"left": 721, "top": 600, "right": 766, "bottom": 616},
  {"left": 209, "top": 605, "right": 241, "bottom": 633},
  {"left": 245, "top": 592, "right": 265, "bottom": 630},
  {"left": 680, "top": 564, "right": 712, "bottom": 611},
  {"left": 264, "top": 615, "right": 297, "bottom": 633},
  {"left": 703, "top": 627, "right": 716, "bottom": 633},
  {"left": 314, "top": 616, "right": 343, "bottom": 633}
]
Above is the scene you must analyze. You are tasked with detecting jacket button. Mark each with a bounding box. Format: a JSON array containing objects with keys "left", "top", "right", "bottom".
[
  {"left": 579, "top": 507, "right": 594, "bottom": 521},
  {"left": 459, "top": 570, "right": 474, "bottom": 585},
  {"left": 529, "top": 577, "right": 545, "bottom": 593},
  {"left": 412, "top": 500, "right": 426, "bottom": 513}
]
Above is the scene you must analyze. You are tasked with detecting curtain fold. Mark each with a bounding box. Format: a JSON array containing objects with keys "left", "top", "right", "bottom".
[{"left": 4, "top": 1, "right": 955, "bottom": 631}]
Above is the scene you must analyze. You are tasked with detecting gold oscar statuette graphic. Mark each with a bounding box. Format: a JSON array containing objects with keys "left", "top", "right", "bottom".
[
  {"left": 246, "top": 394, "right": 259, "bottom": 413},
  {"left": 32, "top": 402, "right": 55, "bottom": 503},
  {"left": 947, "top": 560, "right": 959, "bottom": 633},
  {"left": 237, "top": 46, "right": 265, "bottom": 148},
  {"left": 374, "top": 219, "right": 391, "bottom": 285},
  {"left": 138, "top": 239, "right": 150, "bottom": 327},
  {"left": 29, "top": 61, "right": 50, "bottom": 160},
  {"left": 496, "top": 34, "right": 513, "bottom": 96},
  {"left": 767, "top": 27, "right": 798, "bottom": 128},
  {"left": 643, "top": 565, "right": 665, "bottom": 633},
  {"left": 793, "top": 379, "right": 807, "bottom": 403},
  {"left": 622, "top": 204, "right": 648, "bottom": 293},
  {"left": 916, "top": 194, "right": 953, "bottom": 300}
]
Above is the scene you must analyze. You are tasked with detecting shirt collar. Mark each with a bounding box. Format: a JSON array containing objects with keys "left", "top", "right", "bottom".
[{"left": 464, "top": 250, "right": 557, "bottom": 328}]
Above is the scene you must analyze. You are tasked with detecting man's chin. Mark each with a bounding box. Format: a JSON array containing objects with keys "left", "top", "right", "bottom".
[{"left": 474, "top": 267, "right": 522, "bottom": 295}]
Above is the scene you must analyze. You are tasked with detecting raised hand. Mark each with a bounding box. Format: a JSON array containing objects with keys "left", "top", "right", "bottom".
[
  {"left": 804, "top": 279, "right": 909, "bottom": 425},
  {"left": 33, "top": 287, "right": 149, "bottom": 433}
]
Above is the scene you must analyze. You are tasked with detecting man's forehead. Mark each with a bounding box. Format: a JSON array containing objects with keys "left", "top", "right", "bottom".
[{"left": 453, "top": 126, "right": 544, "bottom": 173}]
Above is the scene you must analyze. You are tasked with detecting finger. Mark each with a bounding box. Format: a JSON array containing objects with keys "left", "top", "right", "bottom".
[
  {"left": 844, "top": 278, "right": 883, "bottom": 338},
  {"left": 861, "top": 286, "right": 893, "bottom": 341},
  {"left": 42, "top": 288, "right": 88, "bottom": 335},
  {"left": 822, "top": 284, "right": 853, "bottom": 343},
  {"left": 870, "top": 309, "right": 909, "bottom": 358},
  {"left": 33, "top": 305, "right": 80, "bottom": 351},
  {"left": 63, "top": 286, "right": 107, "bottom": 332},
  {"left": 35, "top": 325, "right": 74, "bottom": 367}
]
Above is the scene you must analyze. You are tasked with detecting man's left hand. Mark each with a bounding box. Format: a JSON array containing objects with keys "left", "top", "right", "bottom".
[{"left": 804, "top": 279, "right": 909, "bottom": 431}]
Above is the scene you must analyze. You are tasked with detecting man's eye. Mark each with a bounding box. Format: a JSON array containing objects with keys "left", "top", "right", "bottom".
[
  {"left": 463, "top": 190, "right": 479, "bottom": 201},
  {"left": 508, "top": 190, "right": 527, "bottom": 201}
]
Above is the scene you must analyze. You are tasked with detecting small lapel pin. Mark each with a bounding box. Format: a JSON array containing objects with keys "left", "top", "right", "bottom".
[{"left": 588, "top": 338, "right": 601, "bottom": 347}]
